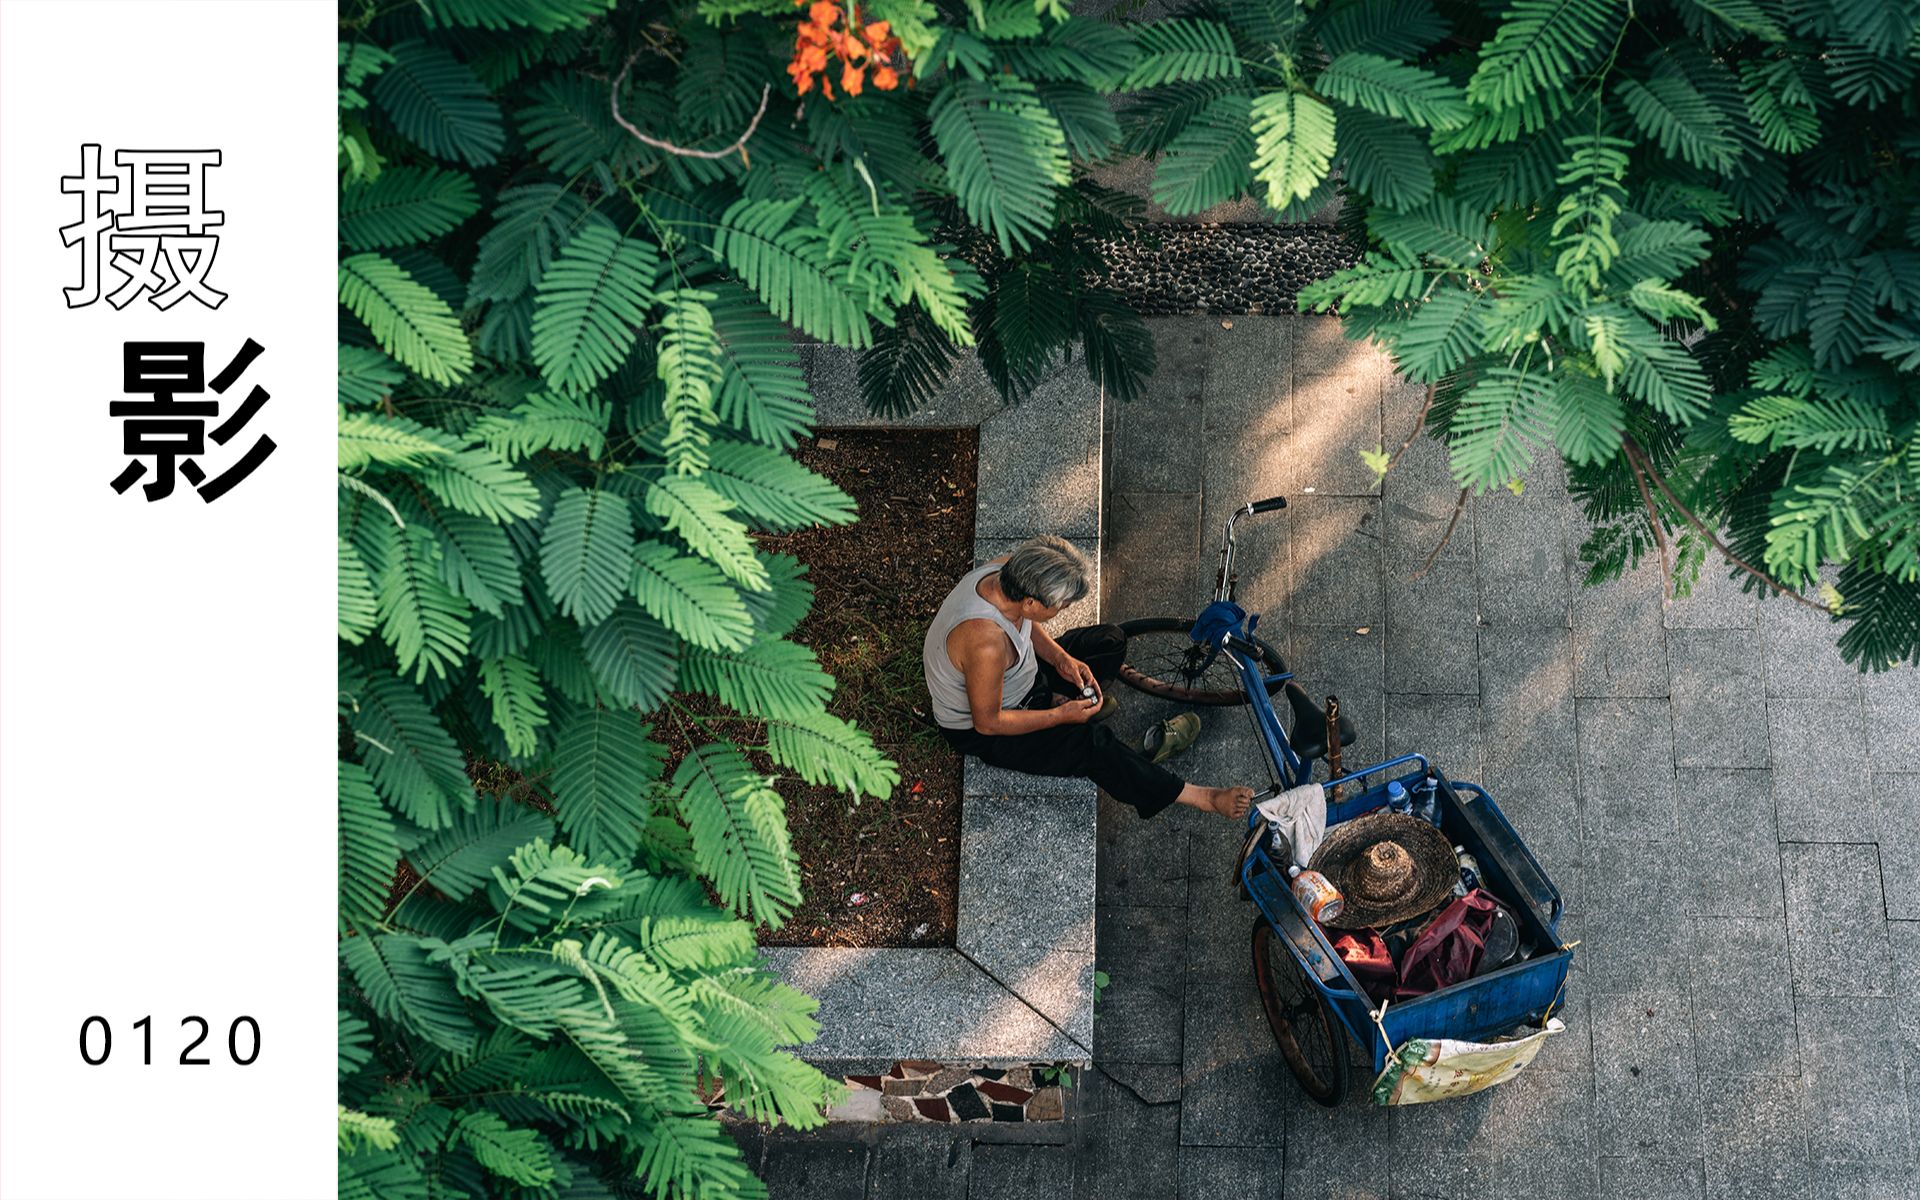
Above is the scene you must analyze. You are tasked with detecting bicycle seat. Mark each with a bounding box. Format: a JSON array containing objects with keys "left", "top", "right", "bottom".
[{"left": 1284, "top": 682, "right": 1356, "bottom": 761}]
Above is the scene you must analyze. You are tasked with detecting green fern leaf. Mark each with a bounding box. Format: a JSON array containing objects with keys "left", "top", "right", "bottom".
[
  {"left": 1547, "top": 366, "right": 1624, "bottom": 464},
  {"left": 470, "top": 185, "right": 604, "bottom": 304},
  {"left": 550, "top": 710, "right": 669, "bottom": 864},
  {"left": 645, "top": 475, "right": 770, "bottom": 591},
  {"left": 372, "top": 523, "right": 473, "bottom": 684},
  {"left": 704, "top": 281, "right": 812, "bottom": 449},
  {"left": 680, "top": 639, "right": 834, "bottom": 722},
  {"left": 1367, "top": 196, "right": 1494, "bottom": 268},
  {"left": 629, "top": 540, "right": 757, "bottom": 652},
  {"left": 1466, "top": 0, "right": 1620, "bottom": 111},
  {"left": 479, "top": 655, "right": 548, "bottom": 759},
  {"left": 929, "top": 76, "right": 1071, "bottom": 255},
  {"left": 340, "top": 253, "right": 474, "bottom": 386},
  {"left": 713, "top": 198, "right": 876, "bottom": 347},
  {"left": 1448, "top": 364, "right": 1551, "bottom": 492},
  {"left": 671, "top": 745, "right": 803, "bottom": 925},
  {"left": 403, "top": 802, "right": 556, "bottom": 900},
  {"left": 702, "top": 441, "right": 856, "bottom": 532},
  {"left": 859, "top": 304, "right": 962, "bottom": 419},
  {"left": 426, "top": 0, "right": 613, "bottom": 31},
  {"left": 520, "top": 75, "right": 645, "bottom": 177},
  {"left": 340, "top": 345, "right": 405, "bottom": 408},
  {"left": 344, "top": 666, "right": 475, "bottom": 828},
  {"left": 341, "top": 934, "right": 480, "bottom": 1053},
  {"left": 1389, "top": 286, "right": 1486, "bottom": 382},
  {"left": 1619, "top": 71, "right": 1740, "bottom": 172},
  {"left": 1124, "top": 18, "right": 1242, "bottom": 88},
  {"left": 1250, "top": 90, "right": 1337, "bottom": 208},
  {"left": 1317, "top": 53, "right": 1471, "bottom": 129},
  {"left": 763, "top": 710, "right": 899, "bottom": 800},
  {"left": 740, "top": 553, "right": 814, "bottom": 639},
  {"left": 532, "top": 226, "right": 660, "bottom": 396},
  {"left": 339, "top": 412, "right": 461, "bottom": 472},
  {"left": 1151, "top": 92, "right": 1256, "bottom": 216},
  {"left": 1333, "top": 104, "right": 1436, "bottom": 208},
  {"left": 340, "top": 762, "right": 400, "bottom": 930},
  {"left": 655, "top": 289, "right": 724, "bottom": 475},
  {"left": 339, "top": 1010, "right": 374, "bottom": 1079},
  {"left": 541, "top": 489, "right": 635, "bottom": 626},
  {"left": 341, "top": 167, "right": 480, "bottom": 250},
  {"left": 1317, "top": 0, "right": 1448, "bottom": 58},
  {"left": 340, "top": 537, "right": 380, "bottom": 645},
  {"left": 454, "top": 1110, "right": 554, "bottom": 1187},
  {"left": 470, "top": 391, "right": 610, "bottom": 461},
  {"left": 580, "top": 600, "right": 679, "bottom": 711},
  {"left": 373, "top": 40, "right": 504, "bottom": 166}
]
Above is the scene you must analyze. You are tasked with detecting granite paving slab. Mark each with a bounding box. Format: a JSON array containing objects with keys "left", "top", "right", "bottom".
[
  {"left": 1177, "top": 1146, "right": 1284, "bottom": 1199},
  {"left": 1092, "top": 905, "right": 1186, "bottom": 1065},
  {"left": 1473, "top": 483, "right": 1574, "bottom": 629},
  {"left": 1865, "top": 671, "right": 1920, "bottom": 770},
  {"left": 1674, "top": 768, "right": 1783, "bottom": 918},
  {"left": 1100, "top": 491, "right": 1203, "bottom": 623},
  {"left": 1687, "top": 917, "right": 1798, "bottom": 1076},
  {"left": 1761, "top": 597, "right": 1864, "bottom": 699},
  {"left": 1581, "top": 842, "right": 1694, "bottom": 994},
  {"left": 1890, "top": 920, "right": 1920, "bottom": 1091},
  {"left": 1872, "top": 774, "right": 1920, "bottom": 920},
  {"left": 967, "top": 1143, "right": 1074, "bottom": 1199},
  {"left": 1382, "top": 558, "right": 1481, "bottom": 695},
  {"left": 760, "top": 1139, "right": 870, "bottom": 1200},
  {"left": 1177, "top": 978, "right": 1289, "bottom": 1148},
  {"left": 1795, "top": 994, "right": 1916, "bottom": 1166},
  {"left": 1666, "top": 630, "right": 1771, "bottom": 768},
  {"left": 1384, "top": 692, "right": 1484, "bottom": 781},
  {"left": 1699, "top": 1076, "right": 1811, "bottom": 1200},
  {"left": 1094, "top": 791, "right": 1190, "bottom": 908},
  {"left": 1109, "top": 321, "right": 1208, "bottom": 495},
  {"left": 866, "top": 1125, "right": 972, "bottom": 1199},
  {"left": 974, "top": 369, "right": 1102, "bottom": 540},
  {"left": 1481, "top": 758, "right": 1586, "bottom": 918},
  {"left": 1597, "top": 1158, "right": 1707, "bottom": 1200},
  {"left": 1812, "top": 1162, "right": 1920, "bottom": 1200},
  {"left": 1284, "top": 1097, "right": 1391, "bottom": 1200},
  {"left": 1287, "top": 496, "right": 1385, "bottom": 627},
  {"left": 1767, "top": 696, "right": 1872, "bottom": 843},
  {"left": 1570, "top": 557, "right": 1671, "bottom": 699},
  {"left": 1589, "top": 990, "right": 1706, "bottom": 1161},
  {"left": 1286, "top": 623, "right": 1388, "bottom": 772},
  {"left": 1289, "top": 367, "right": 1384, "bottom": 497},
  {"left": 1780, "top": 842, "right": 1894, "bottom": 998},
  {"left": 1478, "top": 625, "right": 1577, "bottom": 768},
  {"left": 1069, "top": 1063, "right": 1181, "bottom": 1200},
  {"left": 1664, "top": 562, "right": 1761, "bottom": 630}
]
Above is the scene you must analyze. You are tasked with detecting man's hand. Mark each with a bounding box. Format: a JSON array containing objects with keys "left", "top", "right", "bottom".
[
  {"left": 1052, "top": 696, "right": 1102, "bottom": 725},
  {"left": 1058, "top": 654, "right": 1100, "bottom": 699}
]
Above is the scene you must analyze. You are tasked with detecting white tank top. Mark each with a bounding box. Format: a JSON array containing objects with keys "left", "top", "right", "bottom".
[{"left": 922, "top": 563, "right": 1037, "bottom": 730}]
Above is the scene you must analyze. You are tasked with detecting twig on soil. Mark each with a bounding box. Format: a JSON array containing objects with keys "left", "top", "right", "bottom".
[{"left": 611, "top": 48, "right": 770, "bottom": 163}]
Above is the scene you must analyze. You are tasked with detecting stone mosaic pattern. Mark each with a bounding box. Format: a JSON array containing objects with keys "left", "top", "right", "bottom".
[
  {"left": 745, "top": 314, "right": 1920, "bottom": 1199},
  {"left": 1085, "top": 224, "right": 1361, "bottom": 317},
  {"left": 822, "top": 1062, "right": 1072, "bottom": 1126}
]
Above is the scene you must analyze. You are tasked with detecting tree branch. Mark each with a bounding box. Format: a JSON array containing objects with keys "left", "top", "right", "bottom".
[
  {"left": 1384, "top": 383, "right": 1435, "bottom": 475},
  {"left": 1623, "top": 442, "right": 1673, "bottom": 606},
  {"left": 611, "top": 48, "right": 770, "bottom": 163},
  {"left": 1620, "top": 435, "right": 1828, "bottom": 613}
]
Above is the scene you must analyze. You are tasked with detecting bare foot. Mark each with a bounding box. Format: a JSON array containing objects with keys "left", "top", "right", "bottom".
[{"left": 1212, "top": 786, "right": 1254, "bottom": 819}]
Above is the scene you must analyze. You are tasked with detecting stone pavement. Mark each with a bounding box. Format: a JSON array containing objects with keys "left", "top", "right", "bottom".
[{"left": 747, "top": 316, "right": 1920, "bottom": 1198}]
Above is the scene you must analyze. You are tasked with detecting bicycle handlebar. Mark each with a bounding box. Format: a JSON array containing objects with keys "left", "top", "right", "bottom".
[{"left": 1245, "top": 495, "right": 1288, "bottom": 514}]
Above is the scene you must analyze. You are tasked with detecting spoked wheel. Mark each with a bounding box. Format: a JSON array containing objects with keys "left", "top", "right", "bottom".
[
  {"left": 1251, "top": 918, "right": 1349, "bottom": 1106},
  {"left": 1116, "top": 617, "right": 1288, "bottom": 706}
]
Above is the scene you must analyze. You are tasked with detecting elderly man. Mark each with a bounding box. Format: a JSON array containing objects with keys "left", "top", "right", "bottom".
[{"left": 922, "top": 535, "right": 1253, "bottom": 821}]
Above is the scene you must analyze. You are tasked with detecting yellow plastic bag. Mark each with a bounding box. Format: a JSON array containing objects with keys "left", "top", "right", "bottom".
[{"left": 1370, "top": 1018, "right": 1564, "bottom": 1105}]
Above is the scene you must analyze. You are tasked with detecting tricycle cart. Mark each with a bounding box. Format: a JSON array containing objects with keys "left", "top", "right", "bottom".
[{"left": 1118, "top": 494, "right": 1574, "bottom": 1105}]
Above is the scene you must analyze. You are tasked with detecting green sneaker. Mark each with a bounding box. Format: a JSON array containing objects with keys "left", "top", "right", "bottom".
[{"left": 1141, "top": 712, "right": 1201, "bottom": 764}]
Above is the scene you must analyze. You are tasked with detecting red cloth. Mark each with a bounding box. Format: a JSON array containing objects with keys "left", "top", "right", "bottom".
[
  {"left": 1395, "top": 890, "right": 1497, "bottom": 998},
  {"left": 1333, "top": 890, "right": 1499, "bottom": 1003}
]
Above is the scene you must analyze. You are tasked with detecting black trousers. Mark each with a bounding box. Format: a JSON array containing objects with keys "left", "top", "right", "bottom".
[{"left": 940, "top": 624, "right": 1184, "bottom": 820}]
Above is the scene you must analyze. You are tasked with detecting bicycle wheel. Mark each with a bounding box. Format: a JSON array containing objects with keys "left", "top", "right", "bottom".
[
  {"left": 1250, "top": 918, "right": 1349, "bottom": 1106},
  {"left": 1116, "top": 617, "right": 1287, "bottom": 706}
]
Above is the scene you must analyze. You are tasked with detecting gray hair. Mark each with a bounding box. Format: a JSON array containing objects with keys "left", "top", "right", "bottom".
[{"left": 999, "top": 536, "right": 1091, "bottom": 608}]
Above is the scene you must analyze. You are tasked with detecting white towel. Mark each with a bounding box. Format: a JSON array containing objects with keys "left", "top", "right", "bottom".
[{"left": 1256, "top": 782, "right": 1327, "bottom": 869}]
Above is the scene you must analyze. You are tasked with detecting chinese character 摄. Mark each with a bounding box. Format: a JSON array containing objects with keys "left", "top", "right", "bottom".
[
  {"left": 111, "top": 339, "right": 275, "bottom": 502},
  {"left": 61, "top": 144, "right": 227, "bottom": 311}
]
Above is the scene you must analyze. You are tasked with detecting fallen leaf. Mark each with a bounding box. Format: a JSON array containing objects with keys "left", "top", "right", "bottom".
[
  {"left": 818, "top": 438, "right": 838, "bottom": 450},
  {"left": 1221, "top": 319, "right": 1234, "bottom": 329},
  {"left": 1354, "top": 626, "right": 1372, "bottom": 635}
]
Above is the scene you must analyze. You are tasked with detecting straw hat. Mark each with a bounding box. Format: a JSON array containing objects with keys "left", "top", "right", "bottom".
[{"left": 1307, "top": 811, "right": 1458, "bottom": 929}]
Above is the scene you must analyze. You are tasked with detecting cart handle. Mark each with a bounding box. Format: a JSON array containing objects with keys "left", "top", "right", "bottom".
[{"left": 1323, "top": 752, "right": 1430, "bottom": 793}]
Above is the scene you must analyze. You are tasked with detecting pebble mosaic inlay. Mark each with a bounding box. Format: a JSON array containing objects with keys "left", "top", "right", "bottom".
[{"left": 818, "top": 1060, "right": 1077, "bottom": 1124}]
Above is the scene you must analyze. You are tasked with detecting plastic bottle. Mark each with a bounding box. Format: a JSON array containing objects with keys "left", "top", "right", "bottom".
[
  {"left": 1386, "top": 780, "right": 1412, "bottom": 817},
  {"left": 1413, "top": 770, "right": 1441, "bottom": 826},
  {"left": 1453, "top": 844, "right": 1481, "bottom": 896},
  {"left": 1288, "top": 864, "right": 1344, "bottom": 924}
]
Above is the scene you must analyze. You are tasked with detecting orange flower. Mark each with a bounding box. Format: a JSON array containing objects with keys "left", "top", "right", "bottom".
[
  {"left": 841, "top": 62, "right": 865, "bottom": 95},
  {"left": 788, "top": 1, "right": 908, "bottom": 101},
  {"left": 864, "top": 19, "right": 891, "bottom": 44},
  {"left": 873, "top": 64, "right": 898, "bottom": 90},
  {"left": 808, "top": 1, "right": 840, "bottom": 27},
  {"left": 841, "top": 34, "right": 868, "bottom": 62}
]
